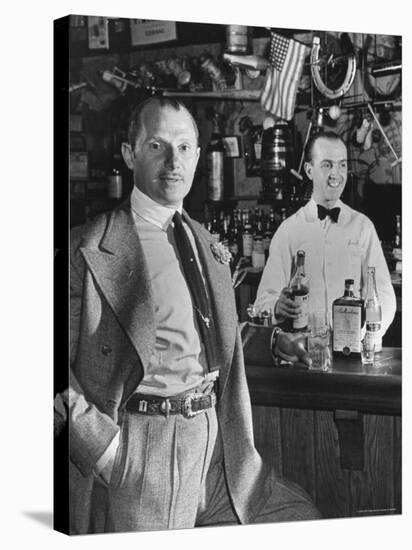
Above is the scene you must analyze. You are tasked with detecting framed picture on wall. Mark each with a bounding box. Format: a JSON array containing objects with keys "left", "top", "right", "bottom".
[{"left": 222, "top": 135, "right": 241, "bottom": 158}]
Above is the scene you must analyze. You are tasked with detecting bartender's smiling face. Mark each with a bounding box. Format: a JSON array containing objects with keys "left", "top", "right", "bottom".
[
  {"left": 122, "top": 101, "right": 200, "bottom": 208},
  {"left": 304, "top": 136, "right": 348, "bottom": 208}
]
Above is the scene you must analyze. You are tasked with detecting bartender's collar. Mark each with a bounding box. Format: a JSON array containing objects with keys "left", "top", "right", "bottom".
[
  {"left": 131, "top": 186, "right": 182, "bottom": 231},
  {"left": 309, "top": 197, "right": 343, "bottom": 215}
]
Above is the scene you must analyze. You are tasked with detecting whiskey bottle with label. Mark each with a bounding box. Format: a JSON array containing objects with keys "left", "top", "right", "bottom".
[
  {"left": 242, "top": 218, "right": 253, "bottom": 266},
  {"left": 332, "top": 278, "right": 364, "bottom": 356},
  {"left": 287, "top": 250, "right": 309, "bottom": 332}
]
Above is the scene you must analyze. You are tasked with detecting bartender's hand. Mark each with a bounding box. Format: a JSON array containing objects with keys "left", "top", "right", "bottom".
[
  {"left": 274, "top": 288, "right": 302, "bottom": 320},
  {"left": 275, "top": 331, "right": 312, "bottom": 367}
]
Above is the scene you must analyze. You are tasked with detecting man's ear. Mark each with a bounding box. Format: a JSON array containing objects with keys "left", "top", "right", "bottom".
[
  {"left": 121, "top": 142, "right": 135, "bottom": 170},
  {"left": 304, "top": 161, "right": 313, "bottom": 181}
]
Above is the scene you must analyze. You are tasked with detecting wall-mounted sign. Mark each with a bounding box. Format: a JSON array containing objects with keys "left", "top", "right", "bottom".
[
  {"left": 88, "top": 16, "right": 109, "bottom": 49},
  {"left": 129, "top": 19, "right": 177, "bottom": 46},
  {"left": 70, "top": 152, "right": 89, "bottom": 180}
]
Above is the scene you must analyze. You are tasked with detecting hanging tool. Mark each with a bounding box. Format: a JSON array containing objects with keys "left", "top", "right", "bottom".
[
  {"left": 290, "top": 121, "right": 313, "bottom": 181},
  {"left": 367, "top": 103, "right": 402, "bottom": 167}
]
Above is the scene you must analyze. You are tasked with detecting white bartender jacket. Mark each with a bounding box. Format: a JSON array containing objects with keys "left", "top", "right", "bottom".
[{"left": 255, "top": 199, "right": 396, "bottom": 335}]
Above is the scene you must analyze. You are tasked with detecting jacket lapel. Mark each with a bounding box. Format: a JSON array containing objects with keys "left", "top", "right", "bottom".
[
  {"left": 183, "top": 212, "right": 238, "bottom": 394},
  {"left": 78, "top": 203, "right": 237, "bottom": 390},
  {"left": 80, "top": 203, "right": 156, "bottom": 371}
]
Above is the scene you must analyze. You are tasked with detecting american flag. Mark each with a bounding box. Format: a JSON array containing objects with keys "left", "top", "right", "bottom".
[{"left": 260, "top": 32, "right": 308, "bottom": 121}]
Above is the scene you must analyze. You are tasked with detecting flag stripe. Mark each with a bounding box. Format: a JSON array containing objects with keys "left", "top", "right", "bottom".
[{"left": 260, "top": 33, "right": 307, "bottom": 120}]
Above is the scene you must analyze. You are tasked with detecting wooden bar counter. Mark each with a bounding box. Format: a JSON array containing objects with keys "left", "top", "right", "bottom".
[{"left": 242, "top": 324, "right": 402, "bottom": 519}]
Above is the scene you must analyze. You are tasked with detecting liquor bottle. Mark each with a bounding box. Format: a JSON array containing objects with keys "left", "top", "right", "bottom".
[
  {"left": 235, "top": 209, "right": 244, "bottom": 257},
  {"left": 221, "top": 216, "right": 230, "bottom": 248},
  {"left": 107, "top": 153, "right": 123, "bottom": 200},
  {"left": 392, "top": 214, "right": 402, "bottom": 260},
  {"left": 287, "top": 250, "right": 309, "bottom": 332},
  {"left": 332, "top": 279, "right": 364, "bottom": 356},
  {"left": 252, "top": 220, "right": 265, "bottom": 269},
  {"left": 268, "top": 207, "right": 277, "bottom": 231},
  {"left": 242, "top": 215, "right": 253, "bottom": 265},
  {"left": 199, "top": 52, "right": 227, "bottom": 90},
  {"left": 263, "top": 216, "right": 273, "bottom": 260},
  {"left": 364, "top": 266, "right": 382, "bottom": 353},
  {"left": 206, "top": 114, "right": 225, "bottom": 202},
  {"left": 210, "top": 216, "right": 221, "bottom": 242},
  {"left": 289, "top": 184, "right": 298, "bottom": 214},
  {"left": 253, "top": 207, "right": 261, "bottom": 232},
  {"left": 228, "top": 223, "right": 240, "bottom": 259}
]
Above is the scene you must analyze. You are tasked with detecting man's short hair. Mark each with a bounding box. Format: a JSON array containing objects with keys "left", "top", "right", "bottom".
[
  {"left": 127, "top": 96, "right": 199, "bottom": 148},
  {"left": 304, "top": 131, "right": 347, "bottom": 163}
]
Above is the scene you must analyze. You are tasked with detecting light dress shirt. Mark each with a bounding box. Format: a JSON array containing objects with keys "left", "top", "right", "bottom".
[
  {"left": 95, "top": 186, "right": 209, "bottom": 477},
  {"left": 254, "top": 198, "right": 396, "bottom": 335},
  {"left": 130, "top": 185, "right": 208, "bottom": 397}
]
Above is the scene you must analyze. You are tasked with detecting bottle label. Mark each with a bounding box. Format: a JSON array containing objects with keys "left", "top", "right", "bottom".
[
  {"left": 242, "top": 234, "right": 253, "bottom": 257},
  {"left": 252, "top": 239, "right": 265, "bottom": 255},
  {"left": 207, "top": 152, "right": 224, "bottom": 201},
  {"left": 108, "top": 175, "right": 122, "bottom": 199},
  {"left": 292, "top": 293, "right": 309, "bottom": 330},
  {"left": 333, "top": 304, "right": 362, "bottom": 353},
  {"left": 252, "top": 251, "right": 265, "bottom": 268},
  {"left": 366, "top": 322, "right": 382, "bottom": 352}
]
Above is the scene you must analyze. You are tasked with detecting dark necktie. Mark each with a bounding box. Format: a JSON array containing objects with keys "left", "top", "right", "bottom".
[
  {"left": 172, "top": 211, "right": 218, "bottom": 373},
  {"left": 317, "top": 204, "right": 340, "bottom": 223}
]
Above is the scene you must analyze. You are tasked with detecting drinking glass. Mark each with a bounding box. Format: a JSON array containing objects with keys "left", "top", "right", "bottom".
[
  {"left": 361, "top": 334, "right": 375, "bottom": 366},
  {"left": 307, "top": 310, "right": 331, "bottom": 371}
]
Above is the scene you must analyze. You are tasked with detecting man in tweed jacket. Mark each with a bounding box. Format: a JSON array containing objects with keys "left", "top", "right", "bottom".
[{"left": 60, "top": 96, "right": 320, "bottom": 534}]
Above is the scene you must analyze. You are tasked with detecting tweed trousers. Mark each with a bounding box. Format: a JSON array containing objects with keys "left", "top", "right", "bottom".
[{"left": 89, "top": 407, "right": 320, "bottom": 533}]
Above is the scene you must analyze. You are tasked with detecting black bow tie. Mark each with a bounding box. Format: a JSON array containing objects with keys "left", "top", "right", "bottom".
[{"left": 317, "top": 205, "right": 340, "bottom": 223}]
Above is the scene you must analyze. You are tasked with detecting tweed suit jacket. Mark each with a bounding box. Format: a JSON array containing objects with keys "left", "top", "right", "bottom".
[{"left": 68, "top": 199, "right": 272, "bottom": 534}]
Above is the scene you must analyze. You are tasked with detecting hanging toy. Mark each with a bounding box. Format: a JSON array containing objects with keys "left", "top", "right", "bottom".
[{"left": 356, "top": 118, "right": 371, "bottom": 146}]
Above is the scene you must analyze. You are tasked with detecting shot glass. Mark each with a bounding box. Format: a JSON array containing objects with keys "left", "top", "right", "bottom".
[{"left": 361, "top": 334, "right": 375, "bottom": 366}]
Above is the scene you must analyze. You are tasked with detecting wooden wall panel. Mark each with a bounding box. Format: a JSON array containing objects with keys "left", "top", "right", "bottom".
[
  {"left": 280, "top": 408, "right": 316, "bottom": 501},
  {"left": 314, "top": 411, "right": 351, "bottom": 518},
  {"left": 350, "top": 414, "right": 396, "bottom": 515},
  {"left": 251, "top": 405, "right": 400, "bottom": 519},
  {"left": 393, "top": 416, "right": 402, "bottom": 513}
]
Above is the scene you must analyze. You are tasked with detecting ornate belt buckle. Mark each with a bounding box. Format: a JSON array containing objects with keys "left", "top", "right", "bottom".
[{"left": 183, "top": 394, "right": 203, "bottom": 418}]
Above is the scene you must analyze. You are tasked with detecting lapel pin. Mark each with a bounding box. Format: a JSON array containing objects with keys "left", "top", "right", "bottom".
[{"left": 210, "top": 242, "right": 232, "bottom": 265}]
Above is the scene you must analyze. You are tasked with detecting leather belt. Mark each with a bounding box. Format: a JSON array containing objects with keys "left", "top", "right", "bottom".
[{"left": 126, "top": 390, "right": 216, "bottom": 419}]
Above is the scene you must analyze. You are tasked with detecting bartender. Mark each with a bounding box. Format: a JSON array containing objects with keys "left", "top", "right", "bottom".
[{"left": 254, "top": 131, "right": 396, "bottom": 337}]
